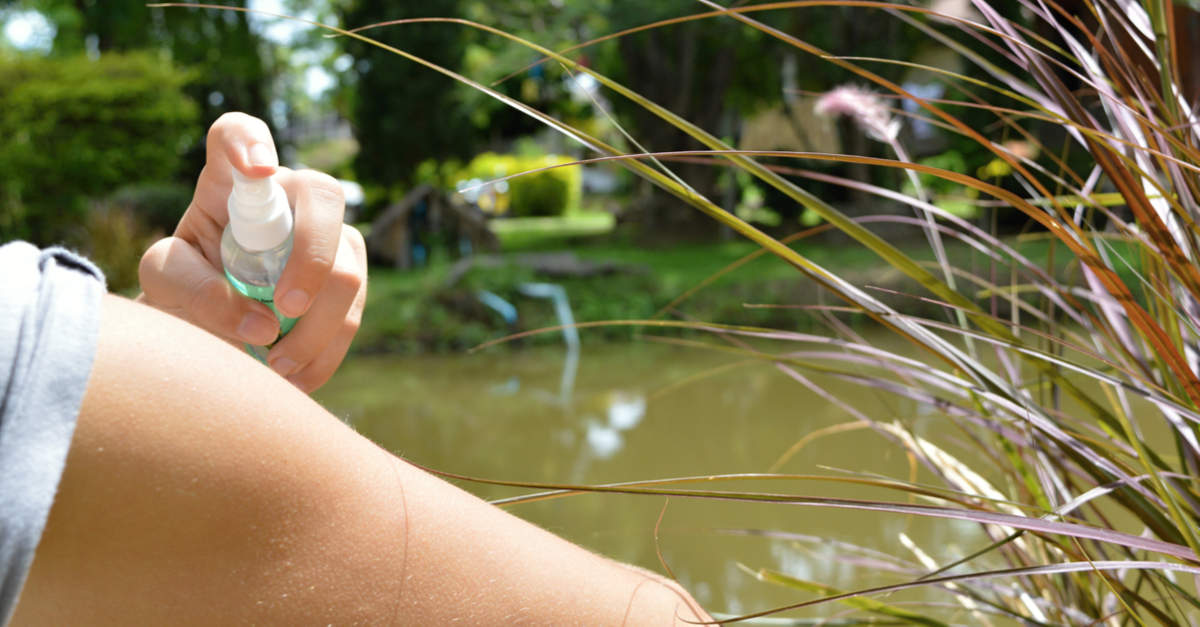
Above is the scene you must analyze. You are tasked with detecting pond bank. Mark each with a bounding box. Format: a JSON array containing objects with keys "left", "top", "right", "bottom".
[{"left": 352, "top": 235, "right": 1082, "bottom": 354}]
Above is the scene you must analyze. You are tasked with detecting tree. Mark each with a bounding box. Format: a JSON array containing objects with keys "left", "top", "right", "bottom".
[
  {"left": 28, "top": 0, "right": 275, "bottom": 174},
  {"left": 586, "top": 4, "right": 781, "bottom": 237},
  {"left": 339, "top": 0, "right": 478, "bottom": 211},
  {"left": 0, "top": 52, "right": 198, "bottom": 244}
]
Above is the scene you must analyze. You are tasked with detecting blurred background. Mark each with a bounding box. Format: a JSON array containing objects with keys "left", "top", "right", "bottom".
[{"left": 0, "top": 0, "right": 1061, "bottom": 618}]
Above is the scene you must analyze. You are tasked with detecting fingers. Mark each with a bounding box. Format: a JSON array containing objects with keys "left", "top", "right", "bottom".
[
  {"left": 179, "top": 112, "right": 280, "bottom": 256},
  {"left": 192, "top": 114, "right": 343, "bottom": 322},
  {"left": 284, "top": 315, "right": 359, "bottom": 394},
  {"left": 207, "top": 111, "right": 279, "bottom": 177},
  {"left": 267, "top": 225, "right": 367, "bottom": 392},
  {"left": 156, "top": 111, "right": 363, "bottom": 392},
  {"left": 273, "top": 168, "right": 346, "bottom": 318},
  {"left": 194, "top": 112, "right": 280, "bottom": 215},
  {"left": 139, "top": 237, "right": 281, "bottom": 346}
]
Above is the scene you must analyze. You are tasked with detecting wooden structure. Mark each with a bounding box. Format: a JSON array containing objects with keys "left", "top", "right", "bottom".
[{"left": 367, "top": 184, "right": 499, "bottom": 269}]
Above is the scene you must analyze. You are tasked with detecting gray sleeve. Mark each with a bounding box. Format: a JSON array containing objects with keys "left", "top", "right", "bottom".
[{"left": 0, "top": 241, "right": 105, "bottom": 625}]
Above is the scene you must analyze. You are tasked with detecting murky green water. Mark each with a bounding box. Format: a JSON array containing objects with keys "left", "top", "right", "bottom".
[{"left": 316, "top": 338, "right": 993, "bottom": 621}]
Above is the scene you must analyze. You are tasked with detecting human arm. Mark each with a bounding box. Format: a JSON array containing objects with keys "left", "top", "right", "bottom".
[
  {"left": 137, "top": 112, "right": 366, "bottom": 393},
  {"left": 11, "top": 294, "right": 710, "bottom": 625}
]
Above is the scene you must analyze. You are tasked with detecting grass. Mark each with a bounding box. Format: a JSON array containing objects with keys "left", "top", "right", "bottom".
[{"left": 488, "top": 209, "right": 615, "bottom": 249}]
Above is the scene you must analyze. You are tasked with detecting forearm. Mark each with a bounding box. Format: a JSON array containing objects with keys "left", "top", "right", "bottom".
[
  {"left": 384, "top": 454, "right": 708, "bottom": 624},
  {"left": 12, "top": 295, "right": 708, "bottom": 624}
]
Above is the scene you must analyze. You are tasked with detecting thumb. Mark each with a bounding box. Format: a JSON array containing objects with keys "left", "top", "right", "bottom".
[{"left": 139, "top": 236, "right": 280, "bottom": 346}]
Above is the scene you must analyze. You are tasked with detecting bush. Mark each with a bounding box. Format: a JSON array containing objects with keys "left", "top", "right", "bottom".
[
  {"left": 452, "top": 152, "right": 582, "bottom": 217},
  {"left": 81, "top": 202, "right": 165, "bottom": 294},
  {"left": 508, "top": 161, "right": 570, "bottom": 217},
  {"left": 107, "top": 182, "right": 194, "bottom": 233},
  {"left": 0, "top": 52, "right": 199, "bottom": 246},
  {"left": 76, "top": 182, "right": 193, "bottom": 292}
]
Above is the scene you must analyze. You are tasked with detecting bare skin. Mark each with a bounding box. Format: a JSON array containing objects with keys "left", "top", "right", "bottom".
[{"left": 11, "top": 295, "right": 711, "bottom": 625}]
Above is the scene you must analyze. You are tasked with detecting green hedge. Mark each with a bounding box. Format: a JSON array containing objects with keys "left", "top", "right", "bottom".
[
  {"left": 107, "top": 182, "right": 194, "bottom": 232},
  {"left": 0, "top": 52, "right": 199, "bottom": 245},
  {"left": 453, "top": 152, "right": 582, "bottom": 218}
]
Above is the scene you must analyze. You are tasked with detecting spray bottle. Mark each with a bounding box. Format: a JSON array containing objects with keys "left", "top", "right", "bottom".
[{"left": 221, "top": 169, "right": 297, "bottom": 362}]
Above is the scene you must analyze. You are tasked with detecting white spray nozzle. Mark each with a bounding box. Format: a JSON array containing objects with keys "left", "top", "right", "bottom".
[
  {"left": 232, "top": 169, "right": 275, "bottom": 210},
  {"left": 228, "top": 169, "right": 292, "bottom": 252}
]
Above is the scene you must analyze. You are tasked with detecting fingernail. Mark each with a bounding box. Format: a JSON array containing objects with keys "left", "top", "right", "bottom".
[
  {"left": 238, "top": 312, "right": 278, "bottom": 345},
  {"left": 270, "top": 357, "right": 298, "bottom": 377},
  {"left": 248, "top": 142, "right": 277, "bottom": 167},
  {"left": 280, "top": 289, "right": 310, "bottom": 317}
]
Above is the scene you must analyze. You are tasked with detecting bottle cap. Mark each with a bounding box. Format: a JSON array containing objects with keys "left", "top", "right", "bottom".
[{"left": 228, "top": 171, "right": 292, "bottom": 251}]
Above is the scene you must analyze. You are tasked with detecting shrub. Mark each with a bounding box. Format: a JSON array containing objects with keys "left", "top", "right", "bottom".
[
  {"left": 107, "top": 182, "right": 194, "bottom": 233},
  {"left": 81, "top": 202, "right": 165, "bottom": 294},
  {"left": 0, "top": 52, "right": 199, "bottom": 245},
  {"left": 452, "top": 152, "right": 581, "bottom": 217}
]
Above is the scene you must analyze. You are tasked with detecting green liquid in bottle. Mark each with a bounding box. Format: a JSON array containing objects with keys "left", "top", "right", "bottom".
[
  {"left": 225, "top": 269, "right": 298, "bottom": 363},
  {"left": 222, "top": 222, "right": 299, "bottom": 364}
]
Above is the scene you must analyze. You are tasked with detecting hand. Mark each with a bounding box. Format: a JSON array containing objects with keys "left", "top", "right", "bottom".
[{"left": 138, "top": 112, "right": 367, "bottom": 393}]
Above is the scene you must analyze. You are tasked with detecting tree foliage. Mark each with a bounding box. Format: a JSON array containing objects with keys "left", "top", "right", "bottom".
[
  {"left": 592, "top": 5, "right": 783, "bottom": 234},
  {"left": 0, "top": 52, "right": 198, "bottom": 244},
  {"left": 339, "top": 0, "right": 478, "bottom": 208},
  {"left": 31, "top": 0, "right": 274, "bottom": 172}
]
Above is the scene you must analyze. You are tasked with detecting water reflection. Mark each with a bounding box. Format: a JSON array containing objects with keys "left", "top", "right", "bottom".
[
  {"left": 584, "top": 422, "right": 622, "bottom": 459},
  {"left": 515, "top": 282, "right": 579, "bottom": 405},
  {"left": 583, "top": 392, "right": 646, "bottom": 459},
  {"left": 607, "top": 392, "right": 646, "bottom": 430},
  {"left": 316, "top": 340, "right": 988, "bottom": 621},
  {"left": 489, "top": 375, "right": 520, "bottom": 396}
]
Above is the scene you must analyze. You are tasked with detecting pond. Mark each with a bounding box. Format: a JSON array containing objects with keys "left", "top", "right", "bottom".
[{"left": 316, "top": 335, "right": 993, "bottom": 622}]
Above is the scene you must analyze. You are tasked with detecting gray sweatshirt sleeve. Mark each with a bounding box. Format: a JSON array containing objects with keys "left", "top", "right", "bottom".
[{"left": 0, "top": 242, "right": 105, "bottom": 625}]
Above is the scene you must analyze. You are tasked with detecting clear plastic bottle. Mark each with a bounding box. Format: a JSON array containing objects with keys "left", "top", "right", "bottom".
[{"left": 221, "top": 169, "right": 297, "bottom": 362}]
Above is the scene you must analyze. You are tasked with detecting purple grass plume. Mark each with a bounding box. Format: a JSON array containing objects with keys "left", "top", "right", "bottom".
[{"left": 814, "top": 85, "right": 902, "bottom": 143}]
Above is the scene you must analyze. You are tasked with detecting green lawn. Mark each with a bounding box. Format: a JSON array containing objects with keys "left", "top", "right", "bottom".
[{"left": 489, "top": 211, "right": 615, "bottom": 249}]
